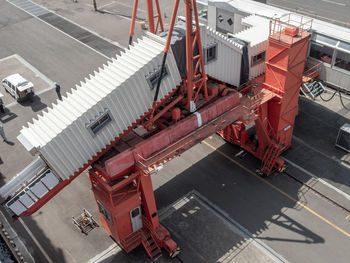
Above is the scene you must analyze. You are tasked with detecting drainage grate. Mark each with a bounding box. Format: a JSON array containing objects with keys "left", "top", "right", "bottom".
[{"left": 8, "top": 0, "right": 49, "bottom": 17}]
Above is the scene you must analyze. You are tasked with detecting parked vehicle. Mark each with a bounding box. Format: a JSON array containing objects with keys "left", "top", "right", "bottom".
[{"left": 2, "top": 74, "right": 34, "bottom": 101}]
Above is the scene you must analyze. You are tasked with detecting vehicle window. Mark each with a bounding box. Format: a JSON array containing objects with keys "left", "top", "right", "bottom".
[{"left": 19, "top": 81, "right": 29, "bottom": 86}]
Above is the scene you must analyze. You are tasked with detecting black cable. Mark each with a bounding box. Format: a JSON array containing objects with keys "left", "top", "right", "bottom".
[
  {"left": 319, "top": 88, "right": 337, "bottom": 102},
  {"left": 338, "top": 90, "right": 350, "bottom": 111}
]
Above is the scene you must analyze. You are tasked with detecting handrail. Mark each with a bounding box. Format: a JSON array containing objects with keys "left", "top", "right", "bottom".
[{"left": 303, "top": 61, "right": 322, "bottom": 79}]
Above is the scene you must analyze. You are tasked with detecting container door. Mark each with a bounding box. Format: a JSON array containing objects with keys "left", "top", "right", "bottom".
[{"left": 130, "top": 206, "right": 142, "bottom": 232}]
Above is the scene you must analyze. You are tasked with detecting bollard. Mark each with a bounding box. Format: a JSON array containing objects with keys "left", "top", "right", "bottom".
[{"left": 93, "top": 0, "right": 97, "bottom": 11}]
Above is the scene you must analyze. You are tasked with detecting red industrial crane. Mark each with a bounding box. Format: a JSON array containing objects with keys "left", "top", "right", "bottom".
[
  {"left": 2, "top": 0, "right": 312, "bottom": 260},
  {"left": 87, "top": 2, "right": 312, "bottom": 259}
]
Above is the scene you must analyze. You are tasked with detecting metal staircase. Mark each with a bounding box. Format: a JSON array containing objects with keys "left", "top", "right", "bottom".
[
  {"left": 141, "top": 228, "right": 161, "bottom": 259},
  {"left": 261, "top": 142, "right": 283, "bottom": 175},
  {"left": 302, "top": 80, "right": 325, "bottom": 99}
]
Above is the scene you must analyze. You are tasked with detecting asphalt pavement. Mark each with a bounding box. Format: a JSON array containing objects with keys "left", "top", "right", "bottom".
[
  {"left": 267, "top": 0, "right": 350, "bottom": 27},
  {"left": 0, "top": 0, "right": 108, "bottom": 179},
  {"left": 0, "top": 1, "right": 349, "bottom": 263}
]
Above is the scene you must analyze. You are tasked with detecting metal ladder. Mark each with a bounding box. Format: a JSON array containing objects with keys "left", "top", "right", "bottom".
[
  {"left": 141, "top": 229, "right": 161, "bottom": 259},
  {"left": 261, "top": 142, "right": 282, "bottom": 176}
]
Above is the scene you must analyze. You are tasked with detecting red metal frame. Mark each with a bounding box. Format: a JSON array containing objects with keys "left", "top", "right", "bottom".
[
  {"left": 129, "top": 0, "right": 164, "bottom": 41},
  {"left": 184, "top": 0, "right": 208, "bottom": 109},
  {"left": 90, "top": 90, "right": 241, "bottom": 258},
  {"left": 219, "top": 16, "right": 311, "bottom": 175},
  {"left": 14, "top": 7, "right": 312, "bottom": 261}
]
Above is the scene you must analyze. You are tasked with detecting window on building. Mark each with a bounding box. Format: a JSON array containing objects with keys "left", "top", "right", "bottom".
[
  {"left": 87, "top": 110, "right": 112, "bottom": 135},
  {"left": 97, "top": 201, "right": 112, "bottom": 224},
  {"left": 312, "top": 34, "right": 338, "bottom": 46},
  {"left": 339, "top": 41, "right": 350, "bottom": 51},
  {"left": 204, "top": 43, "right": 217, "bottom": 64},
  {"left": 146, "top": 66, "right": 168, "bottom": 90},
  {"left": 251, "top": 51, "right": 266, "bottom": 66},
  {"left": 334, "top": 50, "right": 350, "bottom": 71},
  {"left": 309, "top": 42, "right": 334, "bottom": 65}
]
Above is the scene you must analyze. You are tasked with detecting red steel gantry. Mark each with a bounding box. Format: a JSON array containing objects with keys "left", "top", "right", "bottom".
[
  {"left": 6, "top": 1, "right": 312, "bottom": 260},
  {"left": 89, "top": 6, "right": 312, "bottom": 260}
]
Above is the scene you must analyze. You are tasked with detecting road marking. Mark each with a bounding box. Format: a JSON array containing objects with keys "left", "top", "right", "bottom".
[
  {"left": 98, "top": 1, "right": 117, "bottom": 9},
  {"left": 203, "top": 141, "right": 350, "bottom": 238},
  {"left": 281, "top": 157, "right": 350, "bottom": 201},
  {"left": 19, "top": 218, "right": 54, "bottom": 263},
  {"left": 87, "top": 244, "right": 121, "bottom": 263},
  {"left": 167, "top": 225, "right": 208, "bottom": 263},
  {"left": 267, "top": 2, "right": 350, "bottom": 28},
  {"left": 48, "top": 8, "right": 126, "bottom": 51},
  {"left": 0, "top": 54, "right": 55, "bottom": 108},
  {"left": 6, "top": 0, "right": 111, "bottom": 60},
  {"left": 321, "top": 0, "right": 346, "bottom": 6},
  {"left": 346, "top": 214, "right": 350, "bottom": 220}
]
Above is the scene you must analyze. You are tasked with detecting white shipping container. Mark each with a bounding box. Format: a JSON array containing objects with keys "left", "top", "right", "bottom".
[
  {"left": 201, "top": 26, "right": 243, "bottom": 86},
  {"left": 17, "top": 33, "right": 181, "bottom": 180},
  {"left": 233, "top": 14, "right": 270, "bottom": 80}
]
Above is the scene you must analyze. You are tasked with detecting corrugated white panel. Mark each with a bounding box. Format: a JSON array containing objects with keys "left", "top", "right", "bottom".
[
  {"left": 18, "top": 33, "right": 181, "bottom": 180},
  {"left": 234, "top": 15, "right": 269, "bottom": 47},
  {"left": 201, "top": 26, "right": 243, "bottom": 86},
  {"left": 233, "top": 14, "right": 269, "bottom": 80},
  {"left": 249, "top": 40, "right": 268, "bottom": 79}
]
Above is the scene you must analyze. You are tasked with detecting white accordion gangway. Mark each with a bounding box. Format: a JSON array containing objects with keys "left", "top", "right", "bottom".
[{"left": 0, "top": 32, "right": 181, "bottom": 216}]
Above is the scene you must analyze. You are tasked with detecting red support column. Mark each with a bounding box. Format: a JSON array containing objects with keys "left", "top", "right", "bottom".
[
  {"left": 138, "top": 169, "right": 160, "bottom": 229},
  {"left": 146, "top": 0, "right": 155, "bottom": 34},
  {"left": 264, "top": 23, "right": 311, "bottom": 147}
]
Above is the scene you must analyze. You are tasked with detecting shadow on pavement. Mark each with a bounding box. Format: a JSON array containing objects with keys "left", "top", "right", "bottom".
[
  {"left": 19, "top": 95, "right": 47, "bottom": 113},
  {"left": 100, "top": 140, "right": 325, "bottom": 263},
  {"left": 0, "top": 109, "right": 18, "bottom": 123},
  {"left": 286, "top": 97, "right": 350, "bottom": 192},
  {"left": 0, "top": 205, "right": 66, "bottom": 263},
  {"left": 0, "top": 172, "right": 5, "bottom": 187}
]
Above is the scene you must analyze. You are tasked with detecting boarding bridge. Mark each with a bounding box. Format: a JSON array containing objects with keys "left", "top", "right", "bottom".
[
  {"left": 0, "top": 27, "right": 245, "bottom": 217},
  {"left": 0, "top": 33, "right": 181, "bottom": 216}
]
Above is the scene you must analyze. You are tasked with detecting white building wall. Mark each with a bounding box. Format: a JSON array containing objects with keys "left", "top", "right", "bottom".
[
  {"left": 201, "top": 26, "right": 243, "bottom": 86},
  {"left": 249, "top": 41, "right": 268, "bottom": 79}
]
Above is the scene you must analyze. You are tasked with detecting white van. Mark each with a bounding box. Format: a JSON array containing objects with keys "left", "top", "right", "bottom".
[{"left": 2, "top": 73, "right": 34, "bottom": 101}]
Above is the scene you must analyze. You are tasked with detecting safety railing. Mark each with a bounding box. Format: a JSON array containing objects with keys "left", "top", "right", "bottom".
[
  {"left": 303, "top": 61, "right": 322, "bottom": 82},
  {"left": 269, "top": 13, "right": 313, "bottom": 44}
]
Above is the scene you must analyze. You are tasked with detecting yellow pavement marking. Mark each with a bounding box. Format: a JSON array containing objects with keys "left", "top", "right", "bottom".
[
  {"left": 346, "top": 215, "right": 350, "bottom": 220},
  {"left": 203, "top": 141, "right": 350, "bottom": 238}
]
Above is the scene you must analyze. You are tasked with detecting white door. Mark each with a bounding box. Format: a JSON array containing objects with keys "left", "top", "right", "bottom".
[{"left": 130, "top": 207, "right": 143, "bottom": 232}]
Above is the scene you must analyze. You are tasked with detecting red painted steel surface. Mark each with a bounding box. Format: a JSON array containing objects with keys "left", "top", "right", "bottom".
[
  {"left": 219, "top": 18, "right": 311, "bottom": 175},
  {"left": 15, "top": 8, "right": 312, "bottom": 260},
  {"left": 105, "top": 92, "right": 240, "bottom": 178},
  {"left": 265, "top": 30, "right": 311, "bottom": 146}
]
